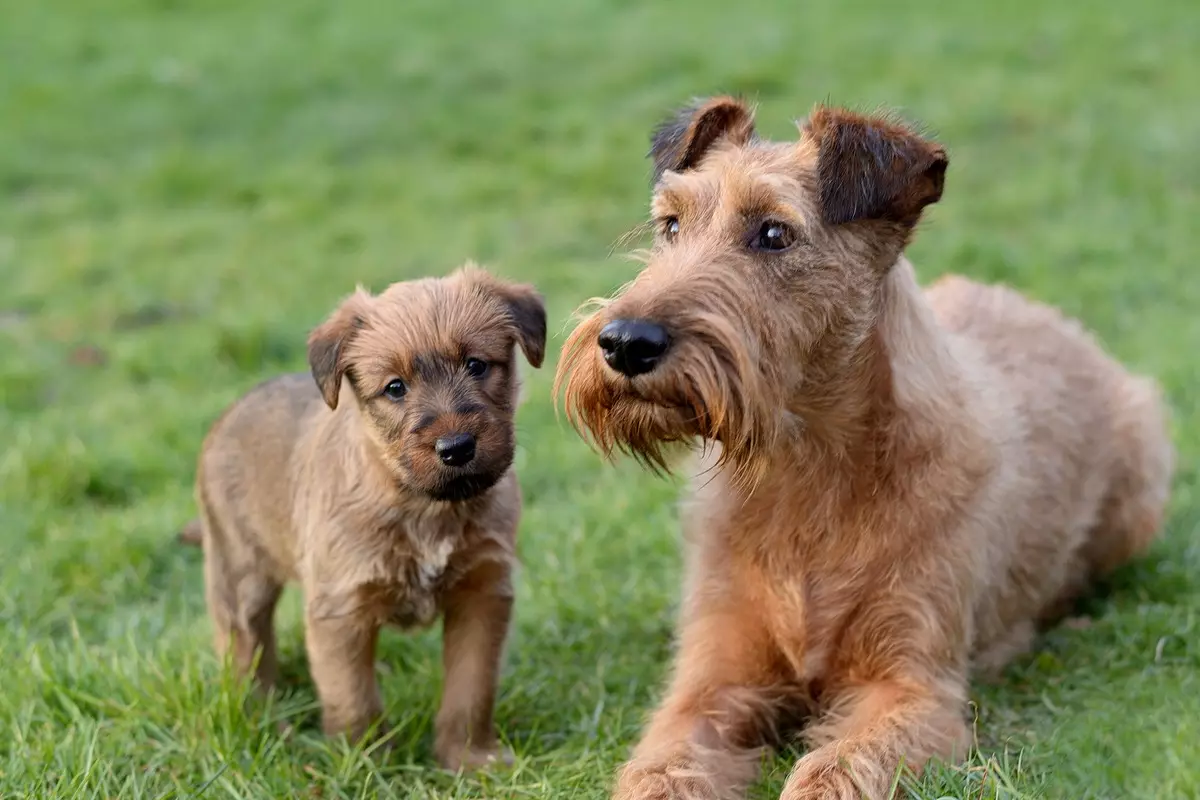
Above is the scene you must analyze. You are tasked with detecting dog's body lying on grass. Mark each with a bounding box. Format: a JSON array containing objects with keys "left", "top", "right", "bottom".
[
  {"left": 184, "top": 265, "right": 546, "bottom": 771},
  {"left": 557, "top": 97, "right": 1173, "bottom": 799}
]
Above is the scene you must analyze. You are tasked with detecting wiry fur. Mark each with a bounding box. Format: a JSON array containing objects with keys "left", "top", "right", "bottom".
[
  {"left": 186, "top": 264, "right": 546, "bottom": 771},
  {"left": 556, "top": 97, "right": 1173, "bottom": 800}
]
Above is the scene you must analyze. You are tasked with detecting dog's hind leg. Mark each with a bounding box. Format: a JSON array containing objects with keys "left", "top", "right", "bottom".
[{"left": 1083, "top": 377, "right": 1173, "bottom": 580}]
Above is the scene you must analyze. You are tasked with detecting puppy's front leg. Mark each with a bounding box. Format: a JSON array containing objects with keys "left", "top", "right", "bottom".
[
  {"left": 434, "top": 559, "right": 514, "bottom": 772},
  {"left": 305, "top": 597, "right": 385, "bottom": 743},
  {"left": 614, "top": 596, "right": 783, "bottom": 800}
]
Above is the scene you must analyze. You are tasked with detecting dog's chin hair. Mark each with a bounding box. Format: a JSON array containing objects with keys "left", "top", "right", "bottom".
[
  {"left": 593, "top": 396, "right": 696, "bottom": 475},
  {"left": 563, "top": 376, "right": 776, "bottom": 491},
  {"left": 610, "top": 397, "right": 774, "bottom": 492},
  {"left": 558, "top": 333, "right": 778, "bottom": 489}
]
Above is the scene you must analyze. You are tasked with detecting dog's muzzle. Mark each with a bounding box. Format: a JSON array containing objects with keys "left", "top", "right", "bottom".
[{"left": 598, "top": 319, "right": 670, "bottom": 377}]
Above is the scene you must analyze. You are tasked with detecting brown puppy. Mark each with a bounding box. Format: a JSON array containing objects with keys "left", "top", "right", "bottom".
[
  {"left": 556, "top": 97, "right": 1173, "bottom": 799},
  {"left": 189, "top": 264, "right": 546, "bottom": 771}
]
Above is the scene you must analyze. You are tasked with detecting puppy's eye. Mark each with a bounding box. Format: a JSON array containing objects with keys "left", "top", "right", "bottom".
[
  {"left": 660, "top": 216, "right": 680, "bottom": 240},
  {"left": 382, "top": 379, "right": 407, "bottom": 401},
  {"left": 753, "top": 221, "right": 795, "bottom": 252},
  {"left": 465, "top": 357, "right": 489, "bottom": 378}
]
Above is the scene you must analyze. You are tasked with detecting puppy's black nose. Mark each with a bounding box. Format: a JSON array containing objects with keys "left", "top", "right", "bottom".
[
  {"left": 435, "top": 433, "right": 476, "bottom": 467},
  {"left": 598, "top": 319, "right": 670, "bottom": 377}
]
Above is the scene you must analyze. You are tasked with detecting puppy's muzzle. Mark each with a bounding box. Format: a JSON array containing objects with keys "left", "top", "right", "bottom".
[
  {"left": 598, "top": 319, "right": 671, "bottom": 377},
  {"left": 435, "top": 432, "right": 477, "bottom": 467}
]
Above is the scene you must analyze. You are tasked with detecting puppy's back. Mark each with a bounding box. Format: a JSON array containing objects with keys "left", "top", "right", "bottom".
[{"left": 196, "top": 373, "right": 326, "bottom": 577}]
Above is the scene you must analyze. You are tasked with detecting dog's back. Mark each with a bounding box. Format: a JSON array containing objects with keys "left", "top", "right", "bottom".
[
  {"left": 194, "top": 373, "right": 324, "bottom": 580},
  {"left": 926, "top": 275, "right": 1173, "bottom": 670}
]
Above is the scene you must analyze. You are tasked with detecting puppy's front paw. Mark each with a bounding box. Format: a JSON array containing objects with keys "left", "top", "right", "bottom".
[
  {"left": 436, "top": 740, "right": 514, "bottom": 772},
  {"left": 612, "top": 759, "right": 719, "bottom": 800}
]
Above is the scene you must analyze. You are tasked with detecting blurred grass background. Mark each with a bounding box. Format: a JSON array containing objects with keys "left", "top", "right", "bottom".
[{"left": 1, "top": 0, "right": 1197, "bottom": 797}]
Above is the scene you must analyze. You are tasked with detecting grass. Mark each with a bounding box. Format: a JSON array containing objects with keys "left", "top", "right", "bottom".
[{"left": 1, "top": 0, "right": 1198, "bottom": 797}]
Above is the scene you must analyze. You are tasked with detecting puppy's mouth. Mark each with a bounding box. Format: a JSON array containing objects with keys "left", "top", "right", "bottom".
[{"left": 426, "top": 471, "right": 502, "bottom": 502}]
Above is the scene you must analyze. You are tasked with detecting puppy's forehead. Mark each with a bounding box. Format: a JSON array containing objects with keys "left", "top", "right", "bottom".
[
  {"left": 354, "top": 277, "right": 513, "bottom": 373},
  {"left": 652, "top": 139, "right": 819, "bottom": 220}
]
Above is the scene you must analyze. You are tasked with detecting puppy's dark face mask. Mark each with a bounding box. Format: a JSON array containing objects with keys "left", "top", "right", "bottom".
[{"left": 307, "top": 266, "right": 547, "bottom": 502}]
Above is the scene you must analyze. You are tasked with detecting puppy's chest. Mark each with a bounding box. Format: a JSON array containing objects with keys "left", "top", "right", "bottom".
[{"left": 369, "top": 532, "right": 462, "bottom": 630}]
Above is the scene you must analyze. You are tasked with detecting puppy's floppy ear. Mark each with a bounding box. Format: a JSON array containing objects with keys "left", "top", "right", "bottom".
[
  {"left": 456, "top": 264, "right": 548, "bottom": 369},
  {"left": 499, "top": 281, "right": 547, "bottom": 369},
  {"left": 800, "top": 105, "right": 948, "bottom": 226},
  {"left": 649, "top": 95, "right": 756, "bottom": 184},
  {"left": 307, "top": 289, "right": 373, "bottom": 410}
]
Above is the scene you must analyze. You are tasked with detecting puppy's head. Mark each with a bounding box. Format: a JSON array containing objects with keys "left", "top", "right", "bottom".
[{"left": 307, "top": 264, "right": 546, "bottom": 502}]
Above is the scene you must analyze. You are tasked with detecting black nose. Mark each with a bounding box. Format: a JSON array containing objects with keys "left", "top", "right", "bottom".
[
  {"left": 598, "top": 319, "right": 670, "bottom": 377},
  {"left": 435, "top": 433, "right": 476, "bottom": 467}
]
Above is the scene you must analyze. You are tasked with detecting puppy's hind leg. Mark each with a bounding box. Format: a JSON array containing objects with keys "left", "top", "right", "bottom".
[{"left": 201, "top": 509, "right": 283, "bottom": 691}]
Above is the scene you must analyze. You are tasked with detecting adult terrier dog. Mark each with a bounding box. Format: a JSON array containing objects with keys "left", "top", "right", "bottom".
[
  {"left": 187, "top": 265, "right": 545, "bottom": 771},
  {"left": 556, "top": 97, "right": 1173, "bottom": 799}
]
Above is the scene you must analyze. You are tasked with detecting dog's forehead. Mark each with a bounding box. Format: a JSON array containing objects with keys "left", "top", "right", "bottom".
[{"left": 653, "top": 139, "right": 818, "bottom": 220}]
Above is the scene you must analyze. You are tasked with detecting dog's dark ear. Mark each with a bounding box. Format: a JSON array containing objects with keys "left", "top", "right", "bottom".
[
  {"left": 650, "top": 95, "right": 756, "bottom": 183},
  {"left": 800, "top": 106, "right": 948, "bottom": 226},
  {"left": 307, "top": 289, "right": 372, "bottom": 410}
]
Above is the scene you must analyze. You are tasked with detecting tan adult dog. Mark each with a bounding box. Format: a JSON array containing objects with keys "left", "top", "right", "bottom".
[
  {"left": 185, "top": 265, "right": 546, "bottom": 771},
  {"left": 556, "top": 97, "right": 1173, "bottom": 799}
]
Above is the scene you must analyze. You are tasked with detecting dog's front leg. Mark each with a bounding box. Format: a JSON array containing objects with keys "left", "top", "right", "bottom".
[
  {"left": 780, "top": 674, "right": 970, "bottom": 800},
  {"left": 305, "top": 597, "right": 385, "bottom": 744},
  {"left": 614, "top": 599, "right": 782, "bottom": 800},
  {"left": 434, "top": 559, "right": 515, "bottom": 772}
]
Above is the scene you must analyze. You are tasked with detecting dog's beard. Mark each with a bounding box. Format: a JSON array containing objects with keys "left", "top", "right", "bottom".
[{"left": 556, "top": 311, "right": 781, "bottom": 479}]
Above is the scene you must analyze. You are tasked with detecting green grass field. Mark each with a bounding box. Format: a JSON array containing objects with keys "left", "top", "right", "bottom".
[{"left": 2, "top": 1, "right": 1198, "bottom": 797}]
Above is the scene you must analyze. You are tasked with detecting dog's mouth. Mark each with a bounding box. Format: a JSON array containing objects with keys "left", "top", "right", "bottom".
[
  {"left": 614, "top": 382, "right": 708, "bottom": 426},
  {"left": 426, "top": 471, "right": 502, "bottom": 502}
]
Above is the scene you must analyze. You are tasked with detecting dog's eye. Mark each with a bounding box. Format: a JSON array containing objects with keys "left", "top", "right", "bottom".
[
  {"left": 465, "top": 358, "right": 489, "bottom": 378},
  {"left": 660, "top": 216, "right": 680, "bottom": 240},
  {"left": 382, "top": 379, "right": 407, "bottom": 401},
  {"left": 754, "top": 221, "right": 795, "bottom": 252}
]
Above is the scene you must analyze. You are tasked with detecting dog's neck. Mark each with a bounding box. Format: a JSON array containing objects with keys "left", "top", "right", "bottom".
[{"left": 768, "top": 256, "right": 972, "bottom": 488}]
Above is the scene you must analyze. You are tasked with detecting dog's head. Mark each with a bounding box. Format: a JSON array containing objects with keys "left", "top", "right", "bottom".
[
  {"left": 556, "top": 97, "right": 947, "bottom": 476},
  {"left": 308, "top": 264, "right": 546, "bottom": 502}
]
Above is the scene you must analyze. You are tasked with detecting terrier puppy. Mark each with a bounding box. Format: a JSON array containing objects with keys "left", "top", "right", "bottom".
[
  {"left": 556, "top": 97, "right": 1173, "bottom": 799},
  {"left": 188, "top": 264, "right": 546, "bottom": 771}
]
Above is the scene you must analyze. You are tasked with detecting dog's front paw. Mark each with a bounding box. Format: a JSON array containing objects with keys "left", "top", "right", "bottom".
[
  {"left": 436, "top": 740, "right": 514, "bottom": 772},
  {"left": 612, "top": 759, "right": 720, "bottom": 800},
  {"left": 779, "top": 771, "right": 862, "bottom": 800},
  {"left": 779, "top": 749, "right": 888, "bottom": 800}
]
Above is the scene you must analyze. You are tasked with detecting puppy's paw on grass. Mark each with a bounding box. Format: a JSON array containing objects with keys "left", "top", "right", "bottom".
[{"left": 436, "top": 741, "right": 514, "bottom": 773}]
